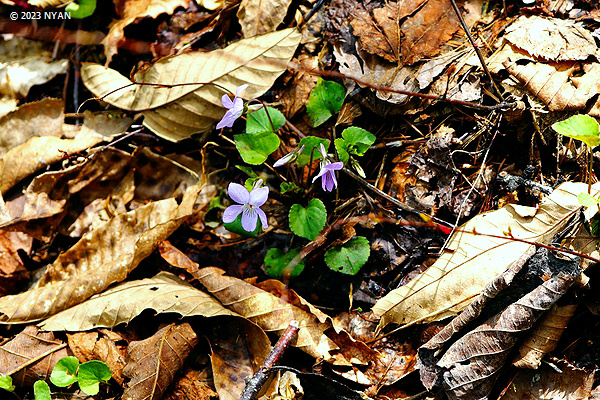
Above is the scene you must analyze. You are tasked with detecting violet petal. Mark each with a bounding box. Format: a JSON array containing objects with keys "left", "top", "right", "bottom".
[
  {"left": 255, "top": 207, "right": 268, "bottom": 229},
  {"left": 228, "top": 183, "right": 249, "bottom": 204},
  {"left": 241, "top": 208, "right": 258, "bottom": 232},
  {"left": 221, "top": 93, "right": 234, "bottom": 109},
  {"left": 249, "top": 186, "right": 269, "bottom": 207},
  {"left": 223, "top": 204, "right": 243, "bottom": 223},
  {"left": 236, "top": 84, "right": 249, "bottom": 96}
]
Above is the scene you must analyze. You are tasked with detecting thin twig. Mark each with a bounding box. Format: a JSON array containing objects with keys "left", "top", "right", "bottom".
[
  {"left": 449, "top": 0, "right": 504, "bottom": 101},
  {"left": 239, "top": 321, "right": 300, "bottom": 400}
]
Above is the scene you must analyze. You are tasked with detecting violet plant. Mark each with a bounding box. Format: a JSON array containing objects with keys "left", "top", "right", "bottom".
[{"left": 218, "top": 80, "right": 372, "bottom": 277}]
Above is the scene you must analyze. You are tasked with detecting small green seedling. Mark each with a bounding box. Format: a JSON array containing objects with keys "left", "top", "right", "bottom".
[
  {"left": 0, "top": 375, "right": 15, "bottom": 392},
  {"left": 50, "top": 356, "right": 112, "bottom": 396},
  {"left": 552, "top": 114, "right": 600, "bottom": 197}
]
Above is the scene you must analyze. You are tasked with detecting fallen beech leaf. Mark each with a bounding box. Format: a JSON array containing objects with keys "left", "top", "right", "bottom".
[
  {"left": 373, "top": 182, "right": 599, "bottom": 329},
  {"left": 193, "top": 267, "right": 338, "bottom": 360},
  {"left": 0, "top": 182, "right": 201, "bottom": 323},
  {"left": 0, "top": 98, "right": 64, "bottom": 156},
  {"left": 504, "top": 15, "right": 599, "bottom": 62},
  {"left": 82, "top": 28, "right": 301, "bottom": 141},
  {"left": 206, "top": 317, "right": 270, "bottom": 400},
  {"left": 0, "top": 134, "right": 105, "bottom": 195},
  {"left": 122, "top": 323, "right": 199, "bottom": 400},
  {"left": 38, "top": 272, "right": 234, "bottom": 331},
  {"left": 0, "top": 230, "right": 30, "bottom": 296},
  {"left": 0, "top": 325, "right": 70, "bottom": 387},
  {"left": 512, "top": 303, "right": 577, "bottom": 369},
  {"left": 237, "top": 0, "right": 293, "bottom": 37},
  {"left": 102, "top": 0, "right": 189, "bottom": 64}
]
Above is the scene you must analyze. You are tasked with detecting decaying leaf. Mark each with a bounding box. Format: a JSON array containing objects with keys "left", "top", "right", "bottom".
[
  {"left": 503, "top": 57, "right": 600, "bottom": 117},
  {"left": 0, "top": 325, "right": 70, "bottom": 387},
  {"left": 373, "top": 182, "right": 599, "bottom": 329},
  {"left": 504, "top": 15, "right": 599, "bottom": 62},
  {"left": 0, "top": 181, "right": 201, "bottom": 323},
  {"left": 433, "top": 271, "right": 578, "bottom": 399},
  {"left": 122, "top": 323, "right": 199, "bottom": 400},
  {"left": 206, "top": 317, "right": 270, "bottom": 400},
  {"left": 237, "top": 0, "right": 293, "bottom": 37},
  {"left": 0, "top": 230, "right": 30, "bottom": 296},
  {"left": 193, "top": 267, "right": 339, "bottom": 360},
  {"left": 500, "top": 359, "right": 594, "bottom": 400},
  {"left": 82, "top": 28, "right": 301, "bottom": 141},
  {"left": 38, "top": 272, "right": 235, "bottom": 331},
  {"left": 67, "top": 330, "right": 127, "bottom": 384},
  {"left": 512, "top": 303, "right": 577, "bottom": 369},
  {"left": 349, "top": 0, "right": 459, "bottom": 65},
  {"left": 102, "top": 0, "right": 189, "bottom": 64}
]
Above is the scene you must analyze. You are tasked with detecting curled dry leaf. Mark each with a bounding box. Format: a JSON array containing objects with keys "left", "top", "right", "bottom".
[
  {"left": 0, "top": 230, "right": 30, "bottom": 296},
  {"left": 372, "top": 182, "right": 599, "bottom": 330},
  {"left": 82, "top": 28, "right": 301, "bottom": 141},
  {"left": 0, "top": 182, "right": 201, "bottom": 323},
  {"left": 102, "top": 0, "right": 189, "bottom": 64},
  {"left": 0, "top": 134, "right": 105, "bottom": 195},
  {"left": 437, "top": 272, "right": 578, "bottom": 400},
  {"left": 123, "top": 323, "right": 199, "bottom": 400},
  {"left": 237, "top": 0, "right": 293, "bottom": 37},
  {"left": 193, "top": 267, "right": 339, "bottom": 360},
  {"left": 512, "top": 303, "right": 577, "bottom": 369},
  {"left": 205, "top": 317, "right": 271, "bottom": 400},
  {"left": 158, "top": 240, "right": 200, "bottom": 274},
  {"left": 0, "top": 325, "right": 70, "bottom": 387},
  {"left": 38, "top": 272, "right": 235, "bottom": 331}
]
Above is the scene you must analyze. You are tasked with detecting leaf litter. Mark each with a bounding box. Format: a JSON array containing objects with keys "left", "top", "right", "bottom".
[{"left": 1, "top": 1, "right": 600, "bottom": 399}]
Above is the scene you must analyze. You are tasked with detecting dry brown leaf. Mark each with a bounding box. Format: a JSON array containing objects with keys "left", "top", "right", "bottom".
[
  {"left": 512, "top": 303, "right": 577, "bottom": 369},
  {"left": 500, "top": 359, "right": 594, "bottom": 400},
  {"left": 504, "top": 15, "right": 599, "bottom": 62},
  {"left": 237, "top": 0, "right": 293, "bottom": 37},
  {"left": 0, "top": 134, "right": 105, "bottom": 195},
  {"left": 193, "top": 267, "right": 339, "bottom": 360},
  {"left": 82, "top": 28, "right": 301, "bottom": 141},
  {"left": 38, "top": 272, "right": 236, "bottom": 331},
  {"left": 62, "top": 110, "right": 134, "bottom": 140},
  {"left": 164, "top": 367, "right": 218, "bottom": 400},
  {"left": 372, "top": 182, "right": 599, "bottom": 329},
  {"left": 158, "top": 240, "right": 199, "bottom": 274},
  {"left": 123, "top": 323, "right": 199, "bottom": 400},
  {"left": 435, "top": 272, "right": 578, "bottom": 400},
  {"left": 350, "top": 0, "right": 459, "bottom": 65},
  {"left": 0, "top": 325, "right": 70, "bottom": 387},
  {"left": 102, "top": 0, "right": 189, "bottom": 64},
  {"left": 281, "top": 55, "right": 319, "bottom": 118},
  {"left": 0, "top": 98, "right": 64, "bottom": 156},
  {"left": 67, "top": 331, "right": 127, "bottom": 384},
  {"left": 0, "top": 37, "right": 68, "bottom": 98},
  {"left": 504, "top": 57, "right": 600, "bottom": 116},
  {"left": 0, "top": 181, "right": 201, "bottom": 323},
  {"left": 0, "top": 230, "right": 30, "bottom": 296},
  {"left": 206, "top": 317, "right": 271, "bottom": 400},
  {"left": 27, "top": 0, "right": 69, "bottom": 7}
]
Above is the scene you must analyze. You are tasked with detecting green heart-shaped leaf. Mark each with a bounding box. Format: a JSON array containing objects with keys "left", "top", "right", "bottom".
[
  {"left": 306, "top": 78, "right": 346, "bottom": 127},
  {"left": 325, "top": 236, "right": 370, "bottom": 275},
  {"left": 235, "top": 131, "right": 280, "bottom": 164},
  {"left": 264, "top": 248, "right": 305, "bottom": 278},
  {"left": 552, "top": 114, "right": 600, "bottom": 147},
  {"left": 289, "top": 198, "right": 327, "bottom": 240}
]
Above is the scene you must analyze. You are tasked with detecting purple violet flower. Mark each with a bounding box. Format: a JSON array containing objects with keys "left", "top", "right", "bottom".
[
  {"left": 216, "top": 84, "right": 249, "bottom": 129},
  {"left": 222, "top": 182, "right": 268, "bottom": 232},
  {"left": 312, "top": 143, "right": 344, "bottom": 192}
]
